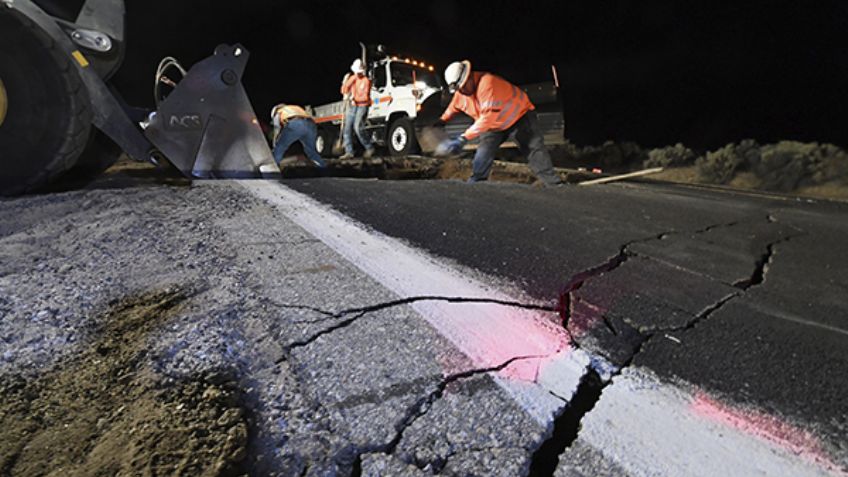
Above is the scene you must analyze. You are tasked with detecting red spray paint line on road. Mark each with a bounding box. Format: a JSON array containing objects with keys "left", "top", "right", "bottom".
[
  {"left": 691, "top": 391, "right": 847, "bottom": 476},
  {"left": 411, "top": 301, "right": 573, "bottom": 383}
]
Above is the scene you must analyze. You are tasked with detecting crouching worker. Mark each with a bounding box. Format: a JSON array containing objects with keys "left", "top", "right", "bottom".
[
  {"left": 270, "top": 103, "right": 327, "bottom": 169},
  {"left": 435, "top": 60, "right": 561, "bottom": 186}
]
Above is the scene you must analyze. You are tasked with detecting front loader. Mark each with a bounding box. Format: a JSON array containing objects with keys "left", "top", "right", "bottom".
[{"left": 0, "top": 0, "right": 274, "bottom": 196}]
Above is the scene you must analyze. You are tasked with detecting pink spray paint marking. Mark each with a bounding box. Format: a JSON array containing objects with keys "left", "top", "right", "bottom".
[
  {"left": 691, "top": 391, "right": 847, "bottom": 475},
  {"left": 414, "top": 301, "right": 572, "bottom": 382}
]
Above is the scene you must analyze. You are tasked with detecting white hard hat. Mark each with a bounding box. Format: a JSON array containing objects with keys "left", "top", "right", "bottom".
[
  {"left": 444, "top": 60, "right": 471, "bottom": 93},
  {"left": 350, "top": 58, "right": 365, "bottom": 74}
]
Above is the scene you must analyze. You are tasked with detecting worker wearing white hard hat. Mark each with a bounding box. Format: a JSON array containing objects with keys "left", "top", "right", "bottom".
[
  {"left": 443, "top": 60, "right": 471, "bottom": 94},
  {"left": 435, "top": 60, "right": 561, "bottom": 186},
  {"left": 340, "top": 58, "right": 375, "bottom": 159}
]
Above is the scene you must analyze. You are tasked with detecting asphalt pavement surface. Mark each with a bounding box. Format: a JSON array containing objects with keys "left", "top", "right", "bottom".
[
  {"left": 1, "top": 173, "right": 845, "bottom": 476},
  {"left": 286, "top": 178, "right": 848, "bottom": 475}
]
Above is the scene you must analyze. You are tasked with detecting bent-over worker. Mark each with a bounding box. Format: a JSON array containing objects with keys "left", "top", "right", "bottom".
[
  {"left": 436, "top": 60, "right": 561, "bottom": 186},
  {"left": 270, "top": 103, "right": 326, "bottom": 169}
]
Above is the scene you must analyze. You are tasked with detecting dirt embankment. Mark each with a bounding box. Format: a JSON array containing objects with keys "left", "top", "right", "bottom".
[{"left": 0, "top": 288, "right": 248, "bottom": 476}]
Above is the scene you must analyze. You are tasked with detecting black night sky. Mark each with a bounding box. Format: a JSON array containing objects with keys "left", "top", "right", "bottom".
[{"left": 111, "top": 1, "right": 848, "bottom": 149}]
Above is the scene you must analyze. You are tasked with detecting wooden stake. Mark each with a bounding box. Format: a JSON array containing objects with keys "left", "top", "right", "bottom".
[{"left": 578, "top": 167, "right": 664, "bottom": 186}]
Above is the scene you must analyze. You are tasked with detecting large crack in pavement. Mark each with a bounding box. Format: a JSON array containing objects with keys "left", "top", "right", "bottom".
[
  {"left": 269, "top": 295, "right": 564, "bottom": 474},
  {"left": 555, "top": 219, "right": 745, "bottom": 333},
  {"left": 282, "top": 296, "right": 557, "bottom": 355},
  {"left": 530, "top": 216, "right": 807, "bottom": 476},
  {"left": 260, "top": 290, "right": 567, "bottom": 474},
  {"left": 668, "top": 231, "right": 806, "bottom": 335},
  {"left": 350, "top": 355, "right": 548, "bottom": 476},
  {"left": 528, "top": 368, "right": 604, "bottom": 476},
  {"left": 732, "top": 232, "right": 799, "bottom": 290}
]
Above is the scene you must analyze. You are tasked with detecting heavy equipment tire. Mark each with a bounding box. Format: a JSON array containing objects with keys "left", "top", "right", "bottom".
[
  {"left": 41, "top": 130, "right": 124, "bottom": 192},
  {"left": 387, "top": 117, "right": 418, "bottom": 156},
  {"left": 316, "top": 127, "right": 337, "bottom": 158},
  {"left": 65, "top": 130, "right": 122, "bottom": 179},
  {"left": 0, "top": 10, "right": 93, "bottom": 196}
]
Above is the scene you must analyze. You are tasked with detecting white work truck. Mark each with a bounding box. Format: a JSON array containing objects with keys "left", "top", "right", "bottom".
[
  {"left": 308, "top": 46, "right": 565, "bottom": 158},
  {"left": 310, "top": 54, "right": 444, "bottom": 157}
]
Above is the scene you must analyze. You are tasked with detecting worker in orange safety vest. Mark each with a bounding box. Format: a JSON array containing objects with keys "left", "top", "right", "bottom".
[
  {"left": 270, "top": 103, "right": 326, "bottom": 169},
  {"left": 435, "top": 60, "right": 562, "bottom": 186},
  {"left": 340, "top": 58, "right": 375, "bottom": 160}
]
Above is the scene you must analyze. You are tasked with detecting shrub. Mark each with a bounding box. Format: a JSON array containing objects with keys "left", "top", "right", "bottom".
[
  {"left": 644, "top": 143, "right": 698, "bottom": 168},
  {"left": 696, "top": 139, "right": 760, "bottom": 184},
  {"left": 755, "top": 141, "right": 848, "bottom": 191}
]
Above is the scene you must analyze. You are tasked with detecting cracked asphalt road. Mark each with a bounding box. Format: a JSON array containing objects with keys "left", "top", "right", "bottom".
[
  {"left": 0, "top": 174, "right": 846, "bottom": 476},
  {"left": 286, "top": 178, "right": 848, "bottom": 475}
]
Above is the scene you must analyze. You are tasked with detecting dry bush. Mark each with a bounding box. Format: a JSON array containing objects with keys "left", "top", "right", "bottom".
[
  {"left": 696, "top": 139, "right": 760, "bottom": 184},
  {"left": 580, "top": 141, "right": 647, "bottom": 171},
  {"left": 755, "top": 141, "right": 848, "bottom": 191},
  {"left": 644, "top": 143, "right": 698, "bottom": 168}
]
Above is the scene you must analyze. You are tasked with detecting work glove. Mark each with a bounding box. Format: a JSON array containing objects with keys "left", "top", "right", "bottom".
[{"left": 435, "top": 136, "right": 467, "bottom": 157}]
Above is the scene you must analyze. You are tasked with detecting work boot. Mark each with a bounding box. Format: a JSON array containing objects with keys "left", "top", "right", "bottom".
[
  {"left": 363, "top": 147, "right": 376, "bottom": 159},
  {"left": 538, "top": 171, "right": 564, "bottom": 187},
  {"left": 533, "top": 178, "right": 564, "bottom": 188},
  {"left": 339, "top": 152, "right": 354, "bottom": 160}
]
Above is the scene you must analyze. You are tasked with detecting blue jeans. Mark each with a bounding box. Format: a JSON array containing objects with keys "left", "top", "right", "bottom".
[
  {"left": 343, "top": 105, "right": 373, "bottom": 155},
  {"left": 469, "top": 112, "right": 560, "bottom": 185},
  {"left": 272, "top": 118, "right": 326, "bottom": 167}
]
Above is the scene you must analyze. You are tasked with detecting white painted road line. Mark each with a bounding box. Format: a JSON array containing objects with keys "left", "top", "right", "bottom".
[
  {"left": 565, "top": 367, "right": 846, "bottom": 477},
  {"left": 239, "top": 180, "right": 590, "bottom": 425}
]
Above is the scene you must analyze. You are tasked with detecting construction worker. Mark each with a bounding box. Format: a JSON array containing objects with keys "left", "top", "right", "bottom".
[
  {"left": 435, "top": 60, "right": 562, "bottom": 186},
  {"left": 270, "top": 103, "right": 326, "bottom": 169},
  {"left": 340, "top": 58, "right": 375, "bottom": 160}
]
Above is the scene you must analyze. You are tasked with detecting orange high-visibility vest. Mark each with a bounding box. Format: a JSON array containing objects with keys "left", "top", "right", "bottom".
[
  {"left": 341, "top": 74, "right": 373, "bottom": 106},
  {"left": 440, "top": 72, "right": 534, "bottom": 141},
  {"left": 276, "top": 104, "right": 311, "bottom": 124}
]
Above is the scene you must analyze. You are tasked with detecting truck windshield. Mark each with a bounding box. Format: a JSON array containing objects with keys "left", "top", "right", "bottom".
[{"left": 390, "top": 63, "right": 440, "bottom": 89}]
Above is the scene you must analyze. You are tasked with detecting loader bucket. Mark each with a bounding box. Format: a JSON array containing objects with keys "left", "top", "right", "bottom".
[{"left": 144, "top": 44, "right": 273, "bottom": 178}]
